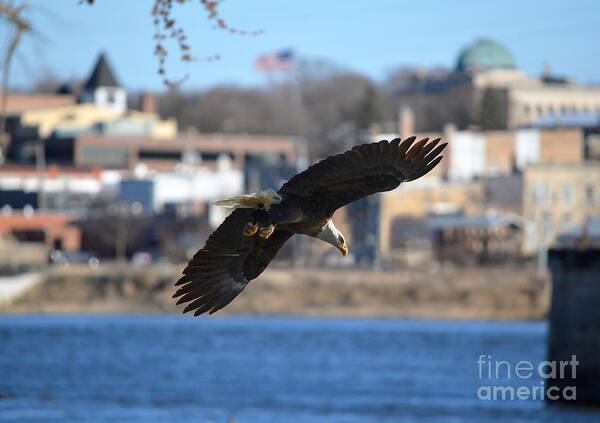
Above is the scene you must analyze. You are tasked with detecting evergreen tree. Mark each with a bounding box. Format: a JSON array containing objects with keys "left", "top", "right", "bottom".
[
  {"left": 355, "top": 84, "right": 383, "bottom": 130},
  {"left": 479, "top": 87, "right": 507, "bottom": 130}
]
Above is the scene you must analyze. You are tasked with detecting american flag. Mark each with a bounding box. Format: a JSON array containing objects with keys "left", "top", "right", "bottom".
[{"left": 254, "top": 49, "right": 294, "bottom": 73}]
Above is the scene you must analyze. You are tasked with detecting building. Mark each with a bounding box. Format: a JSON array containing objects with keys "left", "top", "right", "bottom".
[
  {"left": 2, "top": 93, "right": 76, "bottom": 115},
  {"left": 80, "top": 53, "right": 127, "bottom": 113},
  {"left": 0, "top": 211, "right": 81, "bottom": 251},
  {"left": 523, "top": 162, "right": 600, "bottom": 253},
  {"left": 62, "top": 133, "right": 300, "bottom": 172},
  {"left": 358, "top": 98, "right": 597, "bottom": 262},
  {"left": 119, "top": 166, "right": 243, "bottom": 220},
  {"left": 461, "top": 39, "right": 600, "bottom": 129},
  {"left": 407, "top": 38, "right": 600, "bottom": 129},
  {"left": 378, "top": 178, "right": 487, "bottom": 253},
  {"left": 0, "top": 165, "right": 124, "bottom": 211},
  {"left": 17, "top": 104, "right": 177, "bottom": 140},
  {"left": 428, "top": 214, "right": 525, "bottom": 264},
  {"left": 382, "top": 212, "right": 525, "bottom": 266},
  {"left": 0, "top": 48, "right": 306, "bottom": 232},
  {"left": 0, "top": 51, "right": 311, "bottom": 264},
  {"left": 378, "top": 109, "right": 587, "bottom": 182},
  {"left": 447, "top": 128, "right": 585, "bottom": 180},
  {"left": 482, "top": 174, "right": 523, "bottom": 214},
  {"left": 4, "top": 53, "right": 177, "bottom": 163},
  {"left": 369, "top": 124, "right": 595, "bottom": 261}
]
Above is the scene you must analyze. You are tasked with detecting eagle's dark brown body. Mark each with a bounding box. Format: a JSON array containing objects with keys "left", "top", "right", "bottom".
[
  {"left": 255, "top": 195, "right": 331, "bottom": 236},
  {"left": 173, "top": 137, "right": 447, "bottom": 315}
]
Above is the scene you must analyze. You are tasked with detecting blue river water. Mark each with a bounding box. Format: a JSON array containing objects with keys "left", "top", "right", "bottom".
[{"left": 0, "top": 316, "right": 598, "bottom": 423}]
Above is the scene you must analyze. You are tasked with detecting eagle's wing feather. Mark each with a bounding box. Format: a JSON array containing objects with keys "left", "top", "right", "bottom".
[
  {"left": 173, "top": 208, "right": 293, "bottom": 315},
  {"left": 279, "top": 137, "right": 446, "bottom": 214}
]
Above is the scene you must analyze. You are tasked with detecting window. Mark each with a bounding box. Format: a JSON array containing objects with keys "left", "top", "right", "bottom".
[
  {"left": 542, "top": 212, "right": 553, "bottom": 240},
  {"left": 533, "top": 182, "right": 550, "bottom": 205},
  {"left": 562, "top": 213, "right": 572, "bottom": 228},
  {"left": 138, "top": 150, "right": 181, "bottom": 160},
  {"left": 80, "top": 146, "right": 129, "bottom": 167},
  {"left": 563, "top": 183, "right": 574, "bottom": 205},
  {"left": 106, "top": 89, "right": 116, "bottom": 104},
  {"left": 586, "top": 183, "right": 597, "bottom": 206}
]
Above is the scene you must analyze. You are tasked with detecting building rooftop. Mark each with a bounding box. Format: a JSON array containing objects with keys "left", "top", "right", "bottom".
[
  {"left": 554, "top": 219, "right": 600, "bottom": 249},
  {"left": 535, "top": 112, "right": 600, "bottom": 129},
  {"left": 0, "top": 212, "right": 75, "bottom": 234},
  {"left": 84, "top": 53, "right": 120, "bottom": 90},
  {"left": 1, "top": 93, "right": 76, "bottom": 115},
  {"left": 76, "top": 133, "right": 299, "bottom": 156},
  {"left": 0, "top": 164, "right": 103, "bottom": 177},
  {"left": 456, "top": 39, "right": 516, "bottom": 72},
  {"left": 428, "top": 214, "right": 524, "bottom": 230}
]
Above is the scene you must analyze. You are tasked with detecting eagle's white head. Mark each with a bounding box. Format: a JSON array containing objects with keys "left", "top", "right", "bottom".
[{"left": 315, "top": 220, "right": 348, "bottom": 256}]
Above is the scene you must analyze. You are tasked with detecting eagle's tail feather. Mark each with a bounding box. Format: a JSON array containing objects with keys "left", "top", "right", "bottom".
[{"left": 214, "top": 189, "right": 282, "bottom": 210}]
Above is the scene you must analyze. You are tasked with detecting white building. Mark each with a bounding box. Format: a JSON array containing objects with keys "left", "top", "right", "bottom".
[
  {"left": 447, "top": 128, "right": 584, "bottom": 181},
  {"left": 120, "top": 158, "right": 244, "bottom": 227}
]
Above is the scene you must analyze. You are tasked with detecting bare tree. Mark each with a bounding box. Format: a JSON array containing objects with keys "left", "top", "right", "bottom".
[
  {"left": 158, "top": 63, "right": 376, "bottom": 158},
  {"left": 355, "top": 83, "right": 383, "bottom": 131},
  {"left": 0, "top": 1, "right": 31, "bottom": 134},
  {"left": 83, "top": 203, "right": 152, "bottom": 262}
]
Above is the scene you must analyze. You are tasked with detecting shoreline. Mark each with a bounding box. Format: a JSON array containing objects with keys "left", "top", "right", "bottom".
[{"left": 0, "top": 263, "right": 550, "bottom": 320}]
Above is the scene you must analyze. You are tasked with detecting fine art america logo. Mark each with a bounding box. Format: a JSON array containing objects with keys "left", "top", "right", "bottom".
[{"left": 476, "top": 354, "right": 578, "bottom": 401}]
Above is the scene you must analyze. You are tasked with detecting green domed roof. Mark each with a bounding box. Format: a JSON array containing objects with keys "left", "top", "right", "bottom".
[{"left": 456, "top": 39, "right": 516, "bottom": 71}]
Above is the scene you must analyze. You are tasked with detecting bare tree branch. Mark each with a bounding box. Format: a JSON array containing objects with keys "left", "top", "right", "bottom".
[
  {"left": 82, "top": 0, "right": 262, "bottom": 88},
  {"left": 0, "top": 1, "right": 31, "bottom": 134}
]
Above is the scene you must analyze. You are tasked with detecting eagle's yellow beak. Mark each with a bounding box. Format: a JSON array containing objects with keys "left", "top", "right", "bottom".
[{"left": 338, "top": 241, "right": 348, "bottom": 257}]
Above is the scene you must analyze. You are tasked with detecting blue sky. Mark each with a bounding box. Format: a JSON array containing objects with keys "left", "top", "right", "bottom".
[{"left": 5, "top": 0, "right": 600, "bottom": 91}]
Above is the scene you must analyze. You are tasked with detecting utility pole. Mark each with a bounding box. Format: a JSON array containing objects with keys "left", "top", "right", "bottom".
[{"left": 35, "top": 141, "right": 47, "bottom": 210}]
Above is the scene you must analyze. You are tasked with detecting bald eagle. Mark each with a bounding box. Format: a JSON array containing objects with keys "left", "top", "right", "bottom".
[{"left": 173, "top": 137, "right": 446, "bottom": 315}]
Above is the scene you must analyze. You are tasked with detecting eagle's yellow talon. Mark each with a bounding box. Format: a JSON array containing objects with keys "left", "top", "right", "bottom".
[
  {"left": 243, "top": 222, "right": 259, "bottom": 236},
  {"left": 258, "top": 225, "right": 275, "bottom": 239}
]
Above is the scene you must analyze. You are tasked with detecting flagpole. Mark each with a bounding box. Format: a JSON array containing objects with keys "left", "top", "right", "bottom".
[
  {"left": 255, "top": 49, "right": 308, "bottom": 266},
  {"left": 290, "top": 55, "right": 303, "bottom": 136},
  {"left": 287, "top": 53, "right": 310, "bottom": 267}
]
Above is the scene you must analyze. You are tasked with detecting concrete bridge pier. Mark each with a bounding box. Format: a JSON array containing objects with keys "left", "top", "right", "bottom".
[{"left": 547, "top": 247, "right": 600, "bottom": 406}]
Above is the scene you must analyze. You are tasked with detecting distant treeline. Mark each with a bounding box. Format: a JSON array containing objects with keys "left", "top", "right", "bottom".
[
  {"left": 154, "top": 60, "right": 475, "bottom": 157},
  {"left": 36, "top": 59, "right": 475, "bottom": 158}
]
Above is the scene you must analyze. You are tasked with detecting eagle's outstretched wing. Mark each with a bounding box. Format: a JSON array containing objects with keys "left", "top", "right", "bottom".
[
  {"left": 173, "top": 208, "right": 293, "bottom": 315},
  {"left": 278, "top": 137, "right": 446, "bottom": 215}
]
